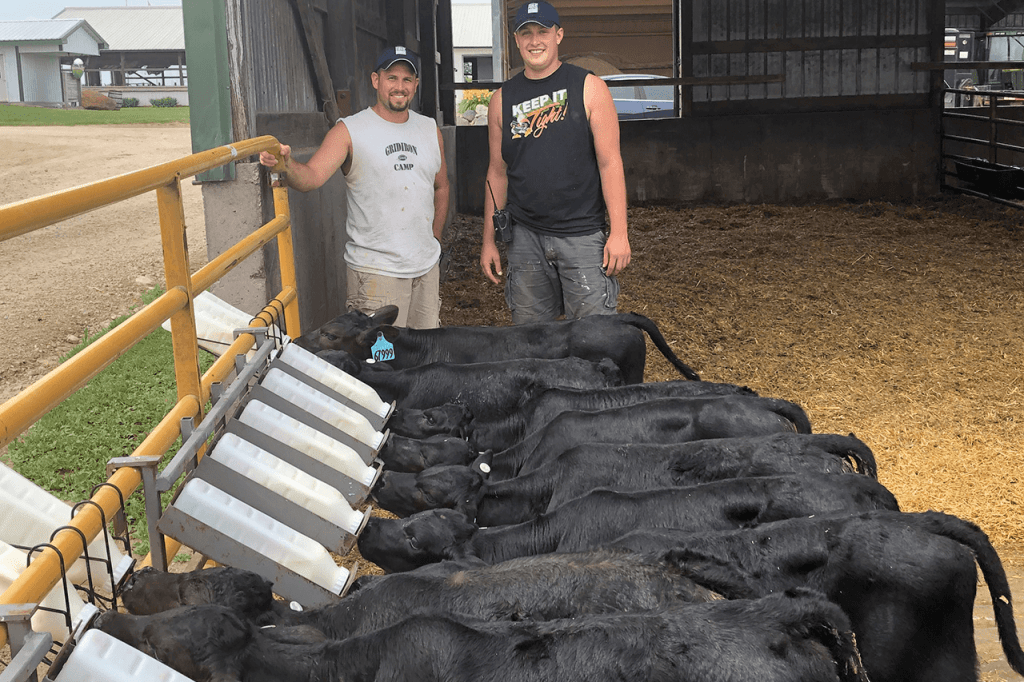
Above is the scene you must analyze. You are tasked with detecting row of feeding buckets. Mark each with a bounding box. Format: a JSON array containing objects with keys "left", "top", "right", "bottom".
[
  {"left": 158, "top": 292, "right": 391, "bottom": 602},
  {"left": 5, "top": 293, "right": 395, "bottom": 681}
]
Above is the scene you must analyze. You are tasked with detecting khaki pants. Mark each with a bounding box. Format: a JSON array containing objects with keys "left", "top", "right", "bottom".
[{"left": 346, "top": 264, "right": 441, "bottom": 328}]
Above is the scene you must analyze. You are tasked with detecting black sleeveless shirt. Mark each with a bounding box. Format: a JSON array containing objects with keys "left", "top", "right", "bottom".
[{"left": 501, "top": 63, "right": 606, "bottom": 236}]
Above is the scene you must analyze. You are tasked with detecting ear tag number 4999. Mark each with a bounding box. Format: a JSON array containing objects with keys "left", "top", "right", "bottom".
[{"left": 371, "top": 332, "right": 395, "bottom": 362}]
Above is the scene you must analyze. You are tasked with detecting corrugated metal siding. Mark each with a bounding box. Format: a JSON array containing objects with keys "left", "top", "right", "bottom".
[
  {"left": 243, "top": 0, "right": 319, "bottom": 114},
  {"left": 944, "top": 12, "right": 1024, "bottom": 31},
  {"left": 691, "top": 0, "right": 932, "bottom": 104},
  {"left": 64, "top": 26, "right": 102, "bottom": 56},
  {"left": 20, "top": 52, "right": 62, "bottom": 102},
  {"left": 52, "top": 8, "right": 183, "bottom": 51},
  {"left": 998, "top": 12, "right": 1024, "bottom": 27},
  {"left": 0, "top": 48, "right": 16, "bottom": 101},
  {"left": 945, "top": 13, "right": 981, "bottom": 30},
  {"left": 453, "top": 3, "right": 491, "bottom": 48}
]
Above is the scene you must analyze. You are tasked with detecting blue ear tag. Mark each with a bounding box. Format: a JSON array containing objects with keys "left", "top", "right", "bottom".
[{"left": 371, "top": 332, "right": 395, "bottom": 362}]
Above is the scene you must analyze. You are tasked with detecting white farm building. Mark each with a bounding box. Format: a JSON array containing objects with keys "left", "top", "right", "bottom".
[{"left": 0, "top": 19, "right": 106, "bottom": 105}]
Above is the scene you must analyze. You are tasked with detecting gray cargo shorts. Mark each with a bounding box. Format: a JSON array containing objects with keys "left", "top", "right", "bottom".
[{"left": 504, "top": 227, "right": 619, "bottom": 324}]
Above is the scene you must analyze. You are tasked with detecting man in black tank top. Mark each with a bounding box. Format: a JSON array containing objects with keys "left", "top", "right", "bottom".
[{"left": 480, "top": 1, "right": 631, "bottom": 324}]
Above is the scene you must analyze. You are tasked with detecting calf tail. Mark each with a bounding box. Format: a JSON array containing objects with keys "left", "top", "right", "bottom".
[
  {"left": 916, "top": 511, "right": 1024, "bottom": 676},
  {"left": 775, "top": 588, "right": 871, "bottom": 682},
  {"left": 817, "top": 433, "right": 878, "bottom": 479},
  {"left": 622, "top": 313, "right": 701, "bottom": 381},
  {"left": 764, "top": 398, "right": 813, "bottom": 434}
]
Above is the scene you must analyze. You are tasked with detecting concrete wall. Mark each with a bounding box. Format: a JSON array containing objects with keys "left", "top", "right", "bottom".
[
  {"left": 86, "top": 85, "right": 190, "bottom": 106},
  {"left": 456, "top": 106, "right": 941, "bottom": 213},
  {"left": 202, "top": 161, "right": 269, "bottom": 316}
]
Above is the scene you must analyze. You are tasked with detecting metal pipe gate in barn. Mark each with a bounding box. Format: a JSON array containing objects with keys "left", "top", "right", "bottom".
[
  {"left": 0, "top": 136, "right": 369, "bottom": 677},
  {"left": 939, "top": 87, "right": 1024, "bottom": 208}
]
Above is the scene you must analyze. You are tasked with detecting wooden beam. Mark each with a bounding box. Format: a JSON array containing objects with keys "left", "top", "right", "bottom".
[
  {"left": 293, "top": 0, "right": 341, "bottom": 124},
  {"left": 440, "top": 74, "right": 784, "bottom": 90},
  {"left": 437, "top": 0, "right": 455, "bottom": 125},
  {"left": 693, "top": 35, "right": 931, "bottom": 55},
  {"left": 912, "top": 60, "right": 1024, "bottom": 70}
]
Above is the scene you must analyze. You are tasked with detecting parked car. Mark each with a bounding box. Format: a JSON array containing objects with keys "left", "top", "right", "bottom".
[{"left": 600, "top": 74, "right": 675, "bottom": 120}]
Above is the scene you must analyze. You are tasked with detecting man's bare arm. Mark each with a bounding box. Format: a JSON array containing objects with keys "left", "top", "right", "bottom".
[
  {"left": 481, "top": 87, "right": 508, "bottom": 284},
  {"left": 257, "top": 122, "right": 354, "bottom": 192},
  {"left": 585, "top": 73, "right": 631, "bottom": 276},
  {"left": 432, "top": 126, "right": 450, "bottom": 241}
]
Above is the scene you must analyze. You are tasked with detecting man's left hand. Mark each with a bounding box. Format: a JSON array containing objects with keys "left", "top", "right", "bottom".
[{"left": 603, "top": 232, "right": 631, "bottom": 276}]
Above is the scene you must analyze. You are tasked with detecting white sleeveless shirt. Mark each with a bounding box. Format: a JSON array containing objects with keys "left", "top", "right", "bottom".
[{"left": 342, "top": 108, "right": 442, "bottom": 278}]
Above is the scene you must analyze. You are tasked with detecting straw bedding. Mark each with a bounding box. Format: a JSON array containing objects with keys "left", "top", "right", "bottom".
[{"left": 437, "top": 195, "right": 1023, "bottom": 552}]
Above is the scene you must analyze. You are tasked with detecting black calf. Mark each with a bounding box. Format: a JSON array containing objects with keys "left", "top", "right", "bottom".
[
  {"left": 295, "top": 305, "right": 699, "bottom": 383},
  {"left": 358, "top": 474, "right": 900, "bottom": 573},
  {"left": 372, "top": 433, "right": 876, "bottom": 523},
  {"left": 607, "top": 510, "right": 1024, "bottom": 682}
]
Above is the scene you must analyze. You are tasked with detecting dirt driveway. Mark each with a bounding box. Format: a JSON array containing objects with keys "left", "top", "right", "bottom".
[{"left": 0, "top": 123, "right": 207, "bottom": 403}]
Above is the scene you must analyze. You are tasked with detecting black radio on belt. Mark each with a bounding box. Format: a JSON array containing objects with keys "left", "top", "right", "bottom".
[
  {"left": 487, "top": 180, "right": 514, "bottom": 243},
  {"left": 492, "top": 207, "right": 513, "bottom": 243}
]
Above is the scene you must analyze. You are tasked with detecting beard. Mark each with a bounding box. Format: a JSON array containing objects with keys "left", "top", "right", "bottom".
[{"left": 382, "top": 93, "right": 411, "bottom": 113}]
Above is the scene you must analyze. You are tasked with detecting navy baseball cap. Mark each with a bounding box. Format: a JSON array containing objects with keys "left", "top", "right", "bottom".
[
  {"left": 513, "top": 1, "right": 560, "bottom": 32},
  {"left": 375, "top": 46, "right": 419, "bottom": 75}
]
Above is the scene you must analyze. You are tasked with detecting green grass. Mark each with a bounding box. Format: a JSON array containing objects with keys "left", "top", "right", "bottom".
[
  {"left": 7, "top": 288, "right": 215, "bottom": 556},
  {"left": 0, "top": 104, "right": 190, "bottom": 126}
]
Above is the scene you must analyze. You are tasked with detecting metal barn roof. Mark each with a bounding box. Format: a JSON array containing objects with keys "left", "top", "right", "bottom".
[
  {"left": 453, "top": 3, "right": 491, "bottom": 48},
  {"left": 51, "top": 6, "right": 183, "bottom": 51},
  {"left": 0, "top": 18, "right": 105, "bottom": 47}
]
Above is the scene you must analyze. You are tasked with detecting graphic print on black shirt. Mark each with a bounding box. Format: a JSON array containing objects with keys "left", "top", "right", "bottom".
[{"left": 508, "top": 88, "right": 569, "bottom": 139}]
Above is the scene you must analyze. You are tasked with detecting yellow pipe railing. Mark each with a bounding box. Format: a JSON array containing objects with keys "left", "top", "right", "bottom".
[
  {"left": 0, "top": 288, "right": 189, "bottom": 450},
  {"left": 0, "top": 137, "right": 281, "bottom": 243},
  {"left": 0, "top": 136, "right": 299, "bottom": 650}
]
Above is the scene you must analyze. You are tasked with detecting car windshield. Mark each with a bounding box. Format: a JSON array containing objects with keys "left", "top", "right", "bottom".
[
  {"left": 607, "top": 85, "right": 637, "bottom": 99},
  {"left": 644, "top": 84, "right": 674, "bottom": 100}
]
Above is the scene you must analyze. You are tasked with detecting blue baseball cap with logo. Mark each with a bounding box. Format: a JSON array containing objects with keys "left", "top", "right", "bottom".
[
  {"left": 375, "top": 46, "right": 419, "bottom": 75},
  {"left": 513, "top": 1, "right": 561, "bottom": 32}
]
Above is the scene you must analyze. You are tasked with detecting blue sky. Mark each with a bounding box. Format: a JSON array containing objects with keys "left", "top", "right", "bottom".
[
  {"left": 0, "top": 0, "right": 486, "bottom": 23},
  {"left": 0, "top": 0, "right": 181, "bottom": 22}
]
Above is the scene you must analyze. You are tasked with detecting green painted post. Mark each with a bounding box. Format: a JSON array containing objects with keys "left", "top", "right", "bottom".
[{"left": 183, "top": 0, "right": 234, "bottom": 182}]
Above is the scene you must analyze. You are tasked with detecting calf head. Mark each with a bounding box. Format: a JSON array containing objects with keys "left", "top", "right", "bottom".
[
  {"left": 357, "top": 509, "right": 479, "bottom": 573},
  {"left": 94, "top": 604, "right": 251, "bottom": 682},
  {"left": 121, "top": 566, "right": 275, "bottom": 620},
  {"left": 120, "top": 566, "right": 183, "bottom": 615},
  {"left": 293, "top": 306, "right": 400, "bottom": 354},
  {"left": 387, "top": 403, "right": 473, "bottom": 438},
  {"left": 377, "top": 434, "right": 475, "bottom": 472},
  {"left": 372, "top": 465, "right": 486, "bottom": 518},
  {"left": 314, "top": 349, "right": 363, "bottom": 376}
]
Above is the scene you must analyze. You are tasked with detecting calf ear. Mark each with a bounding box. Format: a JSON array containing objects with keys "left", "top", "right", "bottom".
[
  {"left": 471, "top": 451, "right": 493, "bottom": 476},
  {"left": 454, "top": 496, "right": 481, "bottom": 520},
  {"left": 179, "top": 574, "right": 215, "bottom": 606},
  {"left": 596, "top": 358, "right": 624, "bottom": 385},
  {"left": 371, "top": 305, "right": 400, "bottom": 326}
]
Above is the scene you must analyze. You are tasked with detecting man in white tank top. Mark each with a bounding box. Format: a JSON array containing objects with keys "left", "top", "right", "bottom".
[{"left": 259, "top": 46, "right": 449, "bottom": 328}]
